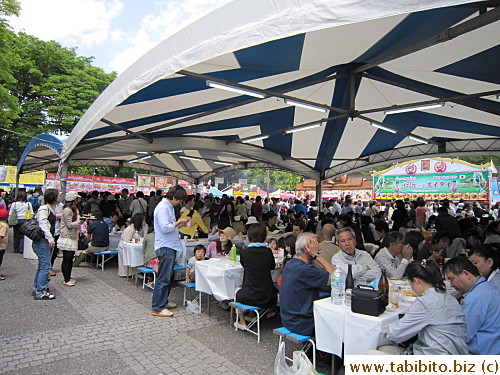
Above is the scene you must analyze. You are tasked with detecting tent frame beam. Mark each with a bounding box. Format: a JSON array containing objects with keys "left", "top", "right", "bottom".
[
  {"left": 353, "top": 4, "right": 500, "bottom": 73},
  {"left": 100, "top": 118, "right": 154, "bottom": 143}
]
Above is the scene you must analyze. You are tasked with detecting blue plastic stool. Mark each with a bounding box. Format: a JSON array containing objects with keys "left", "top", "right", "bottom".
[
  {"left": 229, "top": 301, "right": 270, "bottom": 343},
  {"left": 273, "top": 327, "right": 316, "bottom": 369},
  {"left": 95, "top": 250, "right": 118, "bottom": 271},
  {"left": 137, "top": 267, "right": 156, "bottom": 289}
]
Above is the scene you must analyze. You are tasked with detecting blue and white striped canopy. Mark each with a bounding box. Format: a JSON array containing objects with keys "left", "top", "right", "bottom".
[{"left": 60, "top": 0, "right": 500, "bottom": 183}]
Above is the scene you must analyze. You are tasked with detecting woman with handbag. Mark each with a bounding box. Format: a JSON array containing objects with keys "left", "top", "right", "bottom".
[
  {"left": 9, "top": 191, "right": 34, "bottom": 254},
  {"left": 58, "top": 191, "right": 81, "bottom": 287}
]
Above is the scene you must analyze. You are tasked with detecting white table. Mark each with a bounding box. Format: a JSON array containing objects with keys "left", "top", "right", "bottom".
[
  {"left": 122, "top": 241, "right": 144, "bottom": 268},
  {"left": 195, "top": 258, "right": 243, "bottom": 301},
  {"left": 313, "top": 298, "right": 402, "bottom": 357}
]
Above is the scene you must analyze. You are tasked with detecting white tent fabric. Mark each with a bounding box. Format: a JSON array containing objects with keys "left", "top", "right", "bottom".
[{"left": 49, "top": 0, "right": 499, "bottom": 183}]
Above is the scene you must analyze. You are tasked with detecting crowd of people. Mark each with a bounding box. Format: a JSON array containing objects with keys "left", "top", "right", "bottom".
[{"left": 0, "top": 186, "right": 499, "bottom": 356}]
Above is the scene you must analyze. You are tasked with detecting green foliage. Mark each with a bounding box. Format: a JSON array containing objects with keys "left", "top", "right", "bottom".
[
  {"left": 0, "top": 31, "right": 116, "bottom": 165},
  {"left": 245, "top": 169, "right": 302, "bottom": 192}
]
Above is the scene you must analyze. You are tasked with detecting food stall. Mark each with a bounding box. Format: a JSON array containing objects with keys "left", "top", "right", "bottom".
[{"left": 373, "top": 158, "right": 492, "bottom": 201}]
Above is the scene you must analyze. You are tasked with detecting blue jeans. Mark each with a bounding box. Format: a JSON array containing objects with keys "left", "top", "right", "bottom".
[
  {"left": 32, "top": 238, "right": 52, "bottom": 294},
  {"left": 151, "top": 247, "right": 177, "bottom": 312}
]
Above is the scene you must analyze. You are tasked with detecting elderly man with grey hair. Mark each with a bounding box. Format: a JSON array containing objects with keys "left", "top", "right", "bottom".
[
  {"left": 331, "top": 227, "right": 381, "bottom": 283},
  {"left": 280, "top": 233, "right": 336, "bottom": 336}
]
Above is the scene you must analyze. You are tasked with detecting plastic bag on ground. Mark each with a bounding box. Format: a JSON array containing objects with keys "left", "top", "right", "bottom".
[
  {"left": 274, "top": 342, "right": 295, "bottom": 375},
  {"left": 185, "top": 299, "right": 200, "bottom": 314}
]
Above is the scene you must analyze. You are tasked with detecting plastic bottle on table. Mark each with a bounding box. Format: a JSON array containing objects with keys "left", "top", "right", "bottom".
[
  {"left": 331, "top": 266, "right": 345, "bottom": 305},
  {"left": 230, "top": 244, "right": 237, "bottom": 261},
  {"left": 133, "top": 230, "right": 140, "bottom": 243}
]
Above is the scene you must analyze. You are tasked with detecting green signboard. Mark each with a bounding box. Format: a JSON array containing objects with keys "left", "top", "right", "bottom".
[{"left": 373, "top": 171, "right": 489, "bottom": 200}]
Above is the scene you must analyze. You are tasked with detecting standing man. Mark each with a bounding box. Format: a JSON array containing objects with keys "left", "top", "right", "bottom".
[{"left": 151, "top": 186, "right": 189, "bottom": 317}]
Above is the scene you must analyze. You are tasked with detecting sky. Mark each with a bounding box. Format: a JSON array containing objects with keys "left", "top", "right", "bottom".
[{"left": 9, "top": 0, "right": 232, "bottom": 74}]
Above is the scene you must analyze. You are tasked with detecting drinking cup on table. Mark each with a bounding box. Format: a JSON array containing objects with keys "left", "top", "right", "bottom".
[{"left": 134, "top": 238, "right": 139, "bottom": 243}]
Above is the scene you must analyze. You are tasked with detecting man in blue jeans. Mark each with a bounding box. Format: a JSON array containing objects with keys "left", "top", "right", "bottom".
[{"left": 151, "top": 186, "right": 189, "bottom": 317}]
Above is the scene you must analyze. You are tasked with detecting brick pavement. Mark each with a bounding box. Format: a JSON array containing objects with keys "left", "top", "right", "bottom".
[{"left": 0, "top": 233, "right": 330, "bottom": 375}]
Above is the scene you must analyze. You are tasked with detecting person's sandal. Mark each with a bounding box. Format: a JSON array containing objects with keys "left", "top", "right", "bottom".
[{"left": 50, "top": 270, "right": 56, "bottom": 276}]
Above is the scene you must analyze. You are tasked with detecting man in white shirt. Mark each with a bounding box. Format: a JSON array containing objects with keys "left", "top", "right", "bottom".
[
  {"left": 374, "top": 231, "right": 413, "bottom": 279},
  {"left": 151, "top": 186, "right": 189, "bottom": 317},
  {"left": 331, "top": 227, "right": 381, "bottom": 283}
]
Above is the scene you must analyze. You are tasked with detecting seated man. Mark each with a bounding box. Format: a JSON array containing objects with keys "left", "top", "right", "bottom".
[
  {"left": 417, "top": 231, "right": 450, "bottom": 261},
  {"left": 74, "top": 210, "right": 110, "bottom": 266},
  {"left": 312, "top": 223, "right": 340, "bottom": 268},
  {"left": 374, "top": 231, "right": 413, "bottom": 279},
  {"left": 103, "top": 210, "right": 120, "bottom": 233},
  {"left": 444, "top": 257, "right": 500, "bottom": 355},
  {"left": 263, "top": 211, "right": 279, "bottom": 234},
  {"left": 331, "top": 227, "right": 381, "bottom": 283},
  {"left": 280, "top": 233, "right": 335, "bottom": 336}
]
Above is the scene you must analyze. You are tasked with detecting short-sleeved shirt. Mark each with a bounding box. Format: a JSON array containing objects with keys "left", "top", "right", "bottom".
[
  {"left": 280, "top": 258, "right": 329, "bottom": 336},
  {"left": 88, "top": 220, "right": 110, "bottom": 247},
  {"left": 0, "top": 221, "right": 8, "bottom": 250}
]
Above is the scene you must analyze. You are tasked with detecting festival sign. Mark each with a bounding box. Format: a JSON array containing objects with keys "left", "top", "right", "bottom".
[
  {"left": 154, "top": 177, "right": 173, "bottom": 190},
  {"left": 45, "top": 174, "right": 135, "bottom": 193},
  {"left": 136, "top": 174, "right": 154, "bottom": 192},
  {"left": 0, "top": 165, "right": 45, "bottom": 190},
  {"left": 373, "top": 158, "right": 490, "bottom": 201}
]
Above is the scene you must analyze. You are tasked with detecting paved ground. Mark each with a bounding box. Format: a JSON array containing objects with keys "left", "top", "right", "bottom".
[{"left": 0, "top": 230, "right": 331, "bottom": 375}]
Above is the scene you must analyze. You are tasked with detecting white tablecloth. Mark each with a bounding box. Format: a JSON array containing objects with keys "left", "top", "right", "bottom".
[
  {"left": 122, "top": 241, "right": 144, "bottom": 268},
  {"left": 195, "top": 258, "right": 243, "bottom": 301},
  {"left": 313, "top": 298, "right": 402, "bottom": 356}
]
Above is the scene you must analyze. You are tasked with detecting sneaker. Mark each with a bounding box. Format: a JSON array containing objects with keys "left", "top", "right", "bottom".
[
  {"left": 0, "top": 275, "right": 5, "bottom": 281},
  {"left": 234, "top": 322, "right": 248, "bottom": 331},
  {"left": 34, "top": 292, "right": 56, "bottom": 300},
  {"left": 63, "top": 280, "right": 76, "bottom": 287},
  {"left": 151, "top": 309, "right": 174, "bottom": 317},
  {"left": 49, "top": 270, "right": 56, "bottom": 276},
  {"left": 165, "top": 301, "right": 177, "bottom": 309},
  {"left": 32, "top": 287, "right": 50, "bottom": 296}
]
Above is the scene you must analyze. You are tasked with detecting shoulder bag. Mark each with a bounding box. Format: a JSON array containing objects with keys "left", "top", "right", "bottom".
[
  {"left": 8, "top": 203, "right": 18, "bottom": 227},
  {"left": 19, "top": 219, "right": 44, "bottom": 242}
]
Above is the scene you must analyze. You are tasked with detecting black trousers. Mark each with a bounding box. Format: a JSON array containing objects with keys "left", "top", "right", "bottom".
[{"left": 61, "top": 250, "right": 74, "bottom": 283}]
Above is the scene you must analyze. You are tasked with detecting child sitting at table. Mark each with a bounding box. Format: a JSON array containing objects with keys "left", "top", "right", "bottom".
[
  {"left": 185, "top": 245, "right": 206, "bottom": 283},
  {"left": 267, "top": 238, "right": 279, "bottom": 255}
]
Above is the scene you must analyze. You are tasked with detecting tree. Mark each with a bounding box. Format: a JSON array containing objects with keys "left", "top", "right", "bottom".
[
  {"left": 245, "top": 169, "right": 302, "bottom": 191},
  {"left": 0, "top": 30, "right": 116, "bottom": 165},
  {"left": 0, "top": 0, "right": 21, "bottom": 151}
]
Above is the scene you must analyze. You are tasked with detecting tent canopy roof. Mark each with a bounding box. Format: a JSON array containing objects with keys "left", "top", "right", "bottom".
[{"left": 34, "top": 0, "right": 499, "bottom": 182}]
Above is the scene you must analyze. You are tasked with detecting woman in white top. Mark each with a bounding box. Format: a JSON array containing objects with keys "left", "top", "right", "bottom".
[
  {"left": 9, "top": 191, "right": 34, "bottom": 254},
  {"left": 469, "top": 245, "right": 500, "bottom": 290},
  {"left": 58, "top": 191, "right": 81, "bottom": 286},
  {"left": 117, "top": 213, "right": 145, "bottom": 277},
  {"left": 369, "top": 260, "right": 468, "bottom": 355},
  {"left": 128, "top": 191, "right": 147, "bottom": 217}
]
